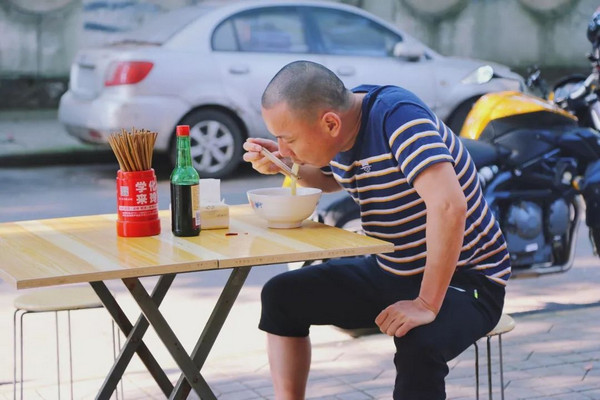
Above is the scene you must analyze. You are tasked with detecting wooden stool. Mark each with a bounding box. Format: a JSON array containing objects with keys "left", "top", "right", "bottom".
[
  {"left": 12, "top": 286, "right": 117, "bottom": 400},
  {"left": 474, "top": 313, "right": 515, "bottom": 400}
]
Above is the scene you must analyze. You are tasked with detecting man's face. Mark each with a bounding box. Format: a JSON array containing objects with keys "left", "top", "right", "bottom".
[{"left": 261, "top": 102, "right": 337, "bottom": 167}]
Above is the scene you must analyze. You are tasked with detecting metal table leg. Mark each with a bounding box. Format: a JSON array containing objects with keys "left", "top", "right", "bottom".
[
  {"left": 90, "top": 276, "right": 174, "bottom": 398},
  {"left": 122, "top": 277, "right": 215, "bottom": 399},
  {"left": 487, "top": 337, "right": 493, "bottom": 400},
  {"left": 170, "top": 266, "right": 251, "bottom": 400},
  {"left": 92, "top": 267, "right": 252, "bottom": 399}
]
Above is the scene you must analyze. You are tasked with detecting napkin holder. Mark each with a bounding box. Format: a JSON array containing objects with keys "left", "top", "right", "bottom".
[{"left": 200, "top": 179, "right": 229, "bottom": 230}]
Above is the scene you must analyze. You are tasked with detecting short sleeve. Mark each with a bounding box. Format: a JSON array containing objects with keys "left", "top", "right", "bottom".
[{"left": 385, "top": 103, "right": 454, "bottom": 185}]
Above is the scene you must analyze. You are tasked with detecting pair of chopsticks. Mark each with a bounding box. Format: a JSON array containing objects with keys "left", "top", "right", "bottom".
[{"left": 261, "top": 147, "right": 300, "bottom": 179}]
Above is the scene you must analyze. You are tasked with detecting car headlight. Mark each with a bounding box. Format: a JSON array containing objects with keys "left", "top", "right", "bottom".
[{"left": 461, "top": 65, "right": 494, "bottom": 84}]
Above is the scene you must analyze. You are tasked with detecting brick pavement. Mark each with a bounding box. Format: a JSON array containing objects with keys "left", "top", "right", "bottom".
[
  {"left": 124, "top": 305, "right": 600, "bottom": 400},
  {"left": 1, "top": 290, "right": 598, "bottom": 400}
]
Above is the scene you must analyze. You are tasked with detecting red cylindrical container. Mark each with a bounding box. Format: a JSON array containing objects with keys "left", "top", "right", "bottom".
[{"left": 116, "top": 169, "right": 161, "bottom": 237}]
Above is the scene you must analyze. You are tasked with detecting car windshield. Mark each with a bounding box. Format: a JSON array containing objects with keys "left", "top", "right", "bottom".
[{"left": 109, "top": 5, "right": 216, "bottom": 45}]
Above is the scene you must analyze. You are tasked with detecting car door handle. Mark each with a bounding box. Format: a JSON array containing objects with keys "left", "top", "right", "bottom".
[
  {"left": 336, "top": 66, "right": 355, "bottom": 76},
  {"left": 228, "top": 65, "right": 249, "bottom": 75}
]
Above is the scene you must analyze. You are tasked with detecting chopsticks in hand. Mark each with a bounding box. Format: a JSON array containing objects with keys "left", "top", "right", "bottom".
[{"left": 260, "top": 147, "right": 300, "bottom": 179}]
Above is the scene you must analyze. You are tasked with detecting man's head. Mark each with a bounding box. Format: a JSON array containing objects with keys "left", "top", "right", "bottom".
[
  {"left": 261, "top": 61, "right": 354, "bottom": 167},
  {"left": 262, "top": 60, "right": 350, "bottom": 120}
]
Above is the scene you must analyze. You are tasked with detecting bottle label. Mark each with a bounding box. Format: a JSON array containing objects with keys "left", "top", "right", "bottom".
[
  {"left": 170, "top": 183, "right": 200, "bottom": 236},
  {"left": 191, "top": 184, "right": 200, "bottom": 228}
]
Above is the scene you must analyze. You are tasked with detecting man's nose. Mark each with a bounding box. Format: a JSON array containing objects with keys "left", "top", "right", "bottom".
[{"left": 278, "top": 140, "right": 292, "bottom": 157}]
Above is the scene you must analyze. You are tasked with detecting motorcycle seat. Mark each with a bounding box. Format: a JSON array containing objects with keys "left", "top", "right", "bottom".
[{"left": 459, "top": 137, "right": 510, "bottom": 168}]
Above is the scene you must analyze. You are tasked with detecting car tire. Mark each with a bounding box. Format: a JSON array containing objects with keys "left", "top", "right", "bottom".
[
  {"left": 171, "top": 109, "right": 245, "bottom": 178},
  {"left": 446, "top": 97, "right": 480, "bottom": 134}
]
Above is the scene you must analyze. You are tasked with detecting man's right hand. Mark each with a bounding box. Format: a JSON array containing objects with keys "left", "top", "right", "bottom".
[{"left": 242, "top": 138, "right": 289, "bottom": 175}]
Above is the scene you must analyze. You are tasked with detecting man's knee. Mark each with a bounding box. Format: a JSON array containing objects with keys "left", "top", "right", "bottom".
[
  {"left": 261, "top": 271, "right": 299, "bottom": 307},
  {"left": 260, "top": 272, "right": 310, "bottom": 337},
  {"left": 394, "top": 329, "right": 443, "bottom": 370}
]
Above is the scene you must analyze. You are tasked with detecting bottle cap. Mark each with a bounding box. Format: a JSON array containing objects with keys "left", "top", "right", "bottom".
[{"left": 176, "top": 125, "right": 190, "bottom": 137}]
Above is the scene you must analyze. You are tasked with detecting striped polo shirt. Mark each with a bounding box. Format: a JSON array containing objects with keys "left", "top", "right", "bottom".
[{"left": 323, "top": 85, "right": 511, "bottom": 286}]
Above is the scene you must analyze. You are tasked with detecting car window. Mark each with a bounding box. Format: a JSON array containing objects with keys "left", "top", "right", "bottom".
[
  {"left": 213, "top": 20, "right": 237, "bottom": 51},
  {"left": 213, "top": 7, "right": 308, "bottom": 53},
  {"left": 310, "top": 8, "right": 401, "bottom": 57}
]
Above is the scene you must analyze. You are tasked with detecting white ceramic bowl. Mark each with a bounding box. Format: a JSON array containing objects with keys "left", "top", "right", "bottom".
[{"left": 247, "top": 187, "right": 322, "bottom": 228}]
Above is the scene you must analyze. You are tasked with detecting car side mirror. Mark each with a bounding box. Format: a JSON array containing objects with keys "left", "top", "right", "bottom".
[{"left": 392, "top": 42, "right": 424, "bottom": 61}]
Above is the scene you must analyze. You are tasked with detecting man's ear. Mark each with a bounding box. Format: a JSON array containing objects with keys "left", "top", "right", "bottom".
[{"left": 321, "top": 111, "right": 341, "bottom": 137}]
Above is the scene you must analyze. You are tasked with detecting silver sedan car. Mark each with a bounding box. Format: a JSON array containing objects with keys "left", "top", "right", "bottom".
[{"left": 59, "top": 0, "right": 524, "bottom": 178}]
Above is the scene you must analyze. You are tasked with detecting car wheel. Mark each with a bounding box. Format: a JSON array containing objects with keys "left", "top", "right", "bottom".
[
  {"left": 446, "top": 97, "right": 480, "bottom": 134},
  {"left": 172, "top": 109, "right": 244, "bottom": 178}
]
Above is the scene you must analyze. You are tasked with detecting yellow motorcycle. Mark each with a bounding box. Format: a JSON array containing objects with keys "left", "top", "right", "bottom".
[
  {"left": 455, "top": 16, "right": 600, "bottom": 276},
  {"left": 458, "top": 89, "right": 600, "bottom": 276}
]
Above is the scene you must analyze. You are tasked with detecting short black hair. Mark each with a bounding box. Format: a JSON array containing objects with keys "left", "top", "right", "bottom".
[{"left": 262, "top": 60, "right": 351, "bottom": 118}]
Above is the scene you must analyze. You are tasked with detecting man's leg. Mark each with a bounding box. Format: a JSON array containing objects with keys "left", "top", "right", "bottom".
[
  {"left": 267, "top": 334, "right": 311, "bottom": 400},
  {"left": 259, "top": 257, "right": 390, "bottom": 398},
  {"left": 392, "top": 276, "right": 504, "bottom": 400}
]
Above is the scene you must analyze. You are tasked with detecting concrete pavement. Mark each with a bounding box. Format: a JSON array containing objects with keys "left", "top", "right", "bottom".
[{"left": 0, "top": 111, "right": 599, "bottom": 399}]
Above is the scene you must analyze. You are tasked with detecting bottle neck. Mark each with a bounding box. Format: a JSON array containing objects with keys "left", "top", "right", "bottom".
[{"left": 176, "top": 135, "right": 193, "bottom": 168}]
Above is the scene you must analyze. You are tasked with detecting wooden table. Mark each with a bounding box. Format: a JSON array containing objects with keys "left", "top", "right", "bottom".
[{"left": 0, "top": 205, "right": 393, "bottom": 399}]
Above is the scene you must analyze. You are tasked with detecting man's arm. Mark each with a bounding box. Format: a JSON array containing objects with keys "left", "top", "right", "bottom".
[
  {"left": 414, "top": 161, "right": 467, "bottom": 313},
  {"left": 375, "top": 161, "right": 467, "bottom": 337},
  {"left": 294, "top": 165, "right": 341, "bottom": 193}
]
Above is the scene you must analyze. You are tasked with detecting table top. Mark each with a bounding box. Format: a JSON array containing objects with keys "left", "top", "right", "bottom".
[{"left": 0, "top": 205, "right": 393, "bottom": 289}]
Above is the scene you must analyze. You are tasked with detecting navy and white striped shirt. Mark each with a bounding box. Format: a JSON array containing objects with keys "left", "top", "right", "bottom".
[{"left": 323, "top": 85, "right": 511, "bottom": 286}]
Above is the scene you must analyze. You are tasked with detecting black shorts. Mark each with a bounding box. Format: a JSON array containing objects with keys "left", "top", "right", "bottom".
[{"left": 259, "top": 255, "right": 504, "bottom": 338}]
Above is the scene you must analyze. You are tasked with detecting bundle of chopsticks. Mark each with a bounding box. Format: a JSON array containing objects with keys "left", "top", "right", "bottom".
[{"left": 108, "top": 128, "right": 158, "bottom": 172}]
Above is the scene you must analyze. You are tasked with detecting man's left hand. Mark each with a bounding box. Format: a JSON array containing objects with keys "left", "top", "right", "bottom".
[{"left": 375, "top": 299, "right": 436, "bottom": 337}]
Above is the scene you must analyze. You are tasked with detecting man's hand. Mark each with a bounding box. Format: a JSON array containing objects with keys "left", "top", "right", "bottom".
[
  {"left": 375, "top": 298, "right": 436, "bottom": 337},
  {"left": 243, "top": 138, "right": 289, "bottom": 175}
]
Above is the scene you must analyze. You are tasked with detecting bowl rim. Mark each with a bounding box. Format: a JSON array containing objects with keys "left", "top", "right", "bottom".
[{"left": 247, "top": 187, "right": 322, "bottom": 196}]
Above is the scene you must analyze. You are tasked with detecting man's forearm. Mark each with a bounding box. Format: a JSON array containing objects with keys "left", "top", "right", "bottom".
[
  {"left": 418, "top": 201, "right": 467, "bottom": 313},
  {"left": 297, "top": 165, "right": 342, "bottom": 193}
]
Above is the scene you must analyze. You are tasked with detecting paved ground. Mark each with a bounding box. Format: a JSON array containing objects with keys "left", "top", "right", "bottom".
[{"left": 0, "top": 111, "right": 599, "bottom": 399}]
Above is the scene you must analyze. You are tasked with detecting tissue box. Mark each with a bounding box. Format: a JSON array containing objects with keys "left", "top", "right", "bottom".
[
  {"left": 199, "top": 178, "right": 229, "bottom": 229},
  {"left": 200, "top": 203, "right": 229, "bottom": 230}
]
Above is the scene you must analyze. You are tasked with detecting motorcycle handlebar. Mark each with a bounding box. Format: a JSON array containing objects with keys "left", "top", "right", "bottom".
[{"left": 567, "top": 71, "right": 598, "bottom": 105}]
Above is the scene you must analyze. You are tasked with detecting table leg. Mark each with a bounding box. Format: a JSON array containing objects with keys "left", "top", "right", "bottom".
[
  {"left": 170, "top": 266, "right": 252, "bottom": 400},
  {"left": 122, "top": 277, "right": 215, "bottom": 399},
  {"left": 90, "top": 277, "right": 174, "bottom": 398}
]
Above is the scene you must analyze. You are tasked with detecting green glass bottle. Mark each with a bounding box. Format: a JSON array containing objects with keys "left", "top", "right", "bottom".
[{"left": 170, "top": 125, "right": 200, "bottom": 236}]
